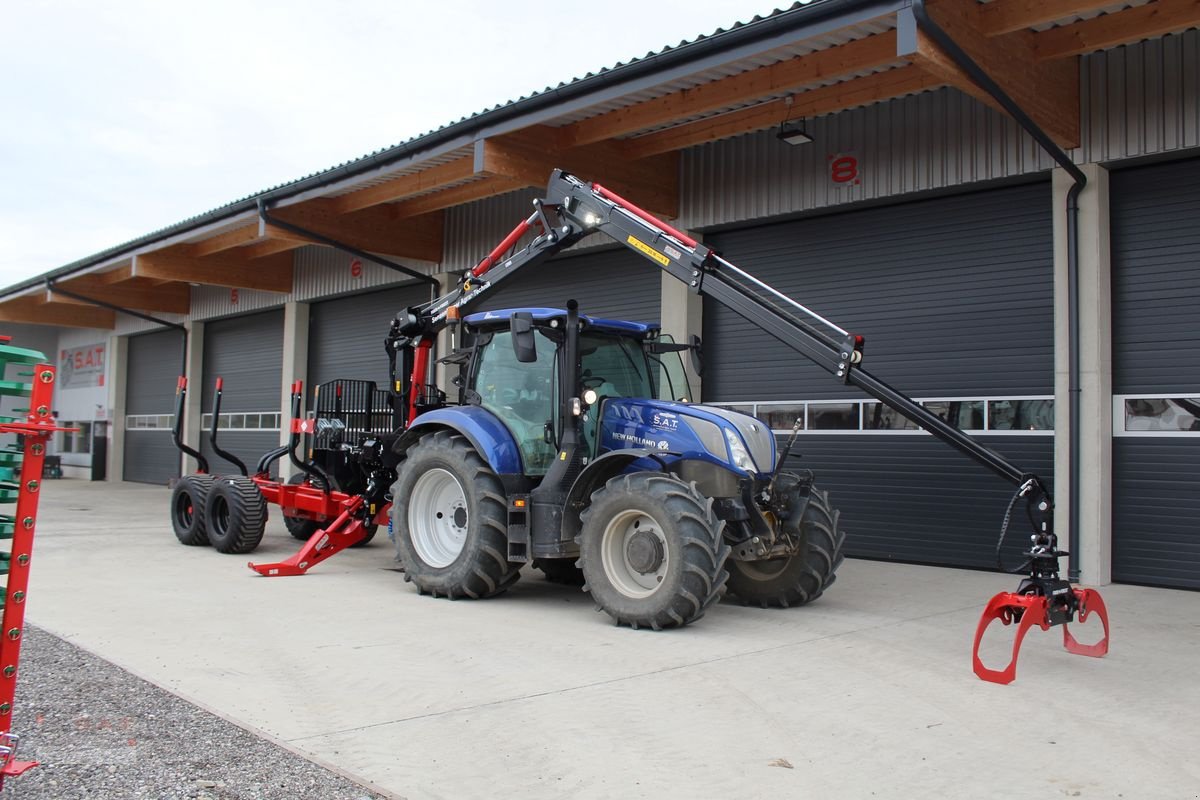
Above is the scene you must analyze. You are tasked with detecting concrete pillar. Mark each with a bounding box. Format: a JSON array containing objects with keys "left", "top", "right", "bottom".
[
  {"left": 182, "top": 321, "right": 205, "bottom": 475},
  {"left": 278, "top": 302, "right": 309, "bottom": 480},
  {"left": 106, "top": 334, "right": 127, "bottom": 482},
  {"left": 660, "top": 242, "right": 704, "bottom": 402},
  {"left": 1053, "top": 164, "right": 1112, "bottom": 586},
  {"left": 433, "top": 272, "right": 457, "bottom": 392}
]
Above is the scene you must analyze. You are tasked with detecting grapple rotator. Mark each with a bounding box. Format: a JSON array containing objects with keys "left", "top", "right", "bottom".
[{"left": 971, "top": 479, "right": 1110, "bottom": 684}]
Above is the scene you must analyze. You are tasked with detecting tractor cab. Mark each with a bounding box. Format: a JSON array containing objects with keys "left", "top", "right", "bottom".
[{"left": 458, "top": 307, "right": 693, "bottom": 476}]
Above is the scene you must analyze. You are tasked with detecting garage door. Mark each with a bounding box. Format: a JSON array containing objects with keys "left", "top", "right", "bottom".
[
  {"left": 308, "top": 283, "right": 433, "bottom": 391},
  {"left": 471, "top": 247, "right": 661, "bottom": 324},
  {"left": 1111, "top": 157, "right": 1200, "bottom": 590},
  {"left": 200, "top": 310, "right": 284, "bottom": 477},
  {"left": 123, "top": 329, "right": 184, "bottom": 484},
  {"left": 705, "top": 181, "right": 1054, "bottom": 568}
]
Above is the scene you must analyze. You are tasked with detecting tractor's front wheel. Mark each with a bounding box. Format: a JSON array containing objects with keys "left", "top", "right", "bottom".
[
  {"left": 579, "top": 473, "right": 728, "bottom": 630},
  {"left": 725, "top": 484, "right": 845, "bottom": 608},
  {"left": 391, "top": 431, "right": 520, "bottom": 599}
]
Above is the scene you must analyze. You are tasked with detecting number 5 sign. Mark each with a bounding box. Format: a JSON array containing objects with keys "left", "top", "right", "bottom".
[{"left": 828, "top": 153, "right": 861, "bottom": 186}]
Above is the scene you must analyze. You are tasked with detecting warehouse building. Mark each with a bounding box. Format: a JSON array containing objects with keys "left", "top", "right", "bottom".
[{"left": 1, "top": 0, "right": 1197, "bottom": 590}]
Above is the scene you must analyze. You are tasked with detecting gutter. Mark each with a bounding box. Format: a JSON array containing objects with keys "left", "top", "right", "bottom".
[
  {"left": 2, "top": 0, "right": 896, "bottom": 299},
  {"left": 906, "top": 0, "right": 1086, "bottom": 581}
]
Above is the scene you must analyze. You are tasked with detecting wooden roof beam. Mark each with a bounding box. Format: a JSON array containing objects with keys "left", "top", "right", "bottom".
[
  {"left": 475, "top": 127, "right": 680, "bottom": 218},
  {"left": 388, "top": 176, "right": 530, "bottom": 219},
  {"left": 621, "top": 66, "right": 943, "bottom": 159},
  {"left": 133, "top": 248, "right": 293, "bottom": 293},
  {"left": 266, "top": 202, "right": 444, "bottom": 262},
  {"left": 560, "top": 31, "right": 901, "bottom": 147},
  {"left": 0, "top": 296, "right": 115, "bottom": 329},
  {"left": 1034, "top": 0, "right": 1200, "bottom": 60},
  {"left": 330, "top": 157, "right": 476, "bottom": 215},
  {"left": 980, "top": 0, "right": 1127, "bottom": 36},
  {"left": 44, "top": 275, "right": 191, "bottom": 314},
  {"left": 188, "top": 224, "right": 262, "bottom": 257},
  {"left": 900, "top": 0, "right": 1080, "bottom": 148}
]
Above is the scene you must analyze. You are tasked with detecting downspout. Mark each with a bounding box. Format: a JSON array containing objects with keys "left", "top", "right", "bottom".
[{"left": 907, "top": 0, "right": 1086, "bottom": 580}]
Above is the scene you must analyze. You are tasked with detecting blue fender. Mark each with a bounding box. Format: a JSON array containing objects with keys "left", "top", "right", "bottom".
[
  {"left": 560, "top": 449, "right": 676, "bottom": 541},
  {"left": 396, "top": 406, "right": 524, "bottom": 474}
]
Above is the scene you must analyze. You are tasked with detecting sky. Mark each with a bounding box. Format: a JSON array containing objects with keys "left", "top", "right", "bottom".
[{"left": 0, "top": 0, "right": 797, "bottom": 289}]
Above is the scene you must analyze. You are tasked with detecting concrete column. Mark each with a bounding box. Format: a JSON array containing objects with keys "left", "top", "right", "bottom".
[
  {"left": 433, "top": 272, "right": 457, "bottom": 392},
  {"left": 660, "top": 242, "right": 704, "bottom": 402},
  {"left": 278, "top": 302, "right": 309, "bottom": 480},
  {"left": 182, "top": 321, "right": 205, "bottom": 475},
  {"left": 106, "top": 334, "right": 127, "bottom": 482},
  {"left": 1053, "top": 164, "right": 1112, "bottom": 586}
]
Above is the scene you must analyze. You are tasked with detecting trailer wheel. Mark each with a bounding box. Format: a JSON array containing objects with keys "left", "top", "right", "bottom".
[
  {"left": 283, "top": 473, "right": 323, "bottom": 541},
  {"left": 578, "top": 473, "right": 728, "bottom": 630},
  {"left": 533, "top": 558, "right": 585, "bottom": 586},
  {"left": 725, "top": 484, "right": 845, "bottom": 608},
  {"left": 204, "top": 476, "right": 268, "bottom": 554},
  {"left": 170, "top": 474, "right": 216, "bottom": 546},
  {"left": 391, "top": 431, "right": 520, "bottom": 599}
]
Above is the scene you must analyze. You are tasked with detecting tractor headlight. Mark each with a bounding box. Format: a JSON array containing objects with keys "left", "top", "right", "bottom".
[{"left": 724, "top": 428, "right": 757, "bottom": 474}]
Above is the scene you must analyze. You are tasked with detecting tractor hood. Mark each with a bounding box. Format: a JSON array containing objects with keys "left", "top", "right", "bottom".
[{"left": 597, "top": 398, "right": 775, "bottom": 478}]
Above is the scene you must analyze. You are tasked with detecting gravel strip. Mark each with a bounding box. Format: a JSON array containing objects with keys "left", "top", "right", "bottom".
[{"left": 5, "top": 625, "right": 388, "bottom": 799}]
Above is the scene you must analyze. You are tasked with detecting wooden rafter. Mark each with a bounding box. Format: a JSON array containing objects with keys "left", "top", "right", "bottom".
[
  {"left": 388, "top": 176, "right": 530, "bottom": 219},
  {"left": 240, "top": 239, "right": 307, "bottom": 260},
  {"left": 621, "top": 66, "right": 943, "bottom": 159},
  {"left": 1034, "top": 0, "right": 1200, "bottom": 60},
  {"left": 980, "top": 0, "right": 1122, "bottom": 36},
  {"left": 330, "top": 157, "right": 475, "bottom": 215},
  {"left": 560, "top": 31, "right": 901, "bottom": 147},
  {"left": 133, "top": 249, "right": 293, "bottom": 293},
  {"left": 267, "top": 201, "right": 444, "bottom": 262},
  {"left": 476, "top": 127, "right": 680, "bottom": 217},
  {"left": 188, "top": 224, "right": 261, "bottom": 257},
  {"left": 45, "top": 275, "right": 190, "bottom": 314},
  {"left": 0, "top": 296, "right": 115, "bottom": 329},
  {"left": 902, "top": 0, "right": 1080, "bottom": 148}
]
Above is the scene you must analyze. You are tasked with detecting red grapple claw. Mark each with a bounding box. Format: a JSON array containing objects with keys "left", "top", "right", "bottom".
[
  {"left": 1063, "top": 588, "right": 1110, "bottom": 658},
  {"left": 972, "top": 592, "right": 1047, "bottom": 685}
]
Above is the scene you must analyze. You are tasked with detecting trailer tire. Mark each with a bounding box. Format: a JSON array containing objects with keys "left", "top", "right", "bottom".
[
  {"left": 283, "top": 473, "right": 324, "bottom": 541},
  {"left": 170, "top": 474, "right": 216, "bottom": 546},
  {"left": 579, "top": 473, "right": 728, "bottom": 630},
  {"left": 205, "top": 476, "right": 268, "bottom": 554},
  {"left": 725, "top": 484, "right": 845, "bottom": 608},
  {"left": 533, "top": 558, "right": 585, "bottom": 586},
  {"left": 391, "top": 431, "right": 520, "bottom": 599}
]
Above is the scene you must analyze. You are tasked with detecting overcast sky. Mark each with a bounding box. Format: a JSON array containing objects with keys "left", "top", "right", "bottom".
[{"left": 0, "top": 0, "right": 794, "bottom": 289}]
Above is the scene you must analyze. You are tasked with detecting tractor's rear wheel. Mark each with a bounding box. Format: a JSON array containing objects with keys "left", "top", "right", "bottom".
[
  {"left": 170, "top": 474, "right": 216, "bottom": 546},
  {"left": 579, "top": 473, "right": 728, "bottom": 630},
  {"left": 204, "top": 476, "right": 268, "bottom": 554},
  {"left": 725, "top": 484, "right": 845, "bottom": 608},
  {"left": 391, "top": 431, "right": 520, "bottom": 599}
]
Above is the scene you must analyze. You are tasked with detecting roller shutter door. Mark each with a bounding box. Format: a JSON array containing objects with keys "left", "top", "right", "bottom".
[
  {"left": 471, "top": 248, "right": 661, "bottom": 325},
  {"left": 308, "top": 283, "right": 433, "bottom": 391},
  {"left": 705, "top": 182, "right": 1054, "bottom": 568},
  {"left": 1111, "top": 157, "right": 1200, "bottom": 590},
  {"left": 200, "top": 310, "right": 284, "bottom": 477},
  {"left": 123, "top": 329, "right": 184, "bottom": 484}
]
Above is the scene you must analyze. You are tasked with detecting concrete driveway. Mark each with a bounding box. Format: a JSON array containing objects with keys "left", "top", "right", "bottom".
[{"left": 20, "top": 480, "right": 1200, "bottom": 799}]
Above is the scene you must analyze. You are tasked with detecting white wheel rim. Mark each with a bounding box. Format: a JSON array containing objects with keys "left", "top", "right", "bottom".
[
  {"left": 600, "top": 509, "right": 670, "bottom": 599},
  {"left": 408, "top": 468, "right": 469, "bottom": 568}
]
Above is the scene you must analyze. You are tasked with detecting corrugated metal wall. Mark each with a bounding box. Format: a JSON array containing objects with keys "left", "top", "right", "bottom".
[
  {"left": 1111, "top": 156, "right": 1200, "bottom": 589},
  {"left": 123, "top": 329, "right": 183, "bottom": 484},
  {"left": 293, "top": 246, "right": 438, "bottom": 302},
  {"left": 200, "top": 310, "right": 284, "bottom": 476}
]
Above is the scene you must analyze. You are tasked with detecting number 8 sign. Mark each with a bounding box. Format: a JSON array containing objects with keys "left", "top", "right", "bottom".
[{"left": 828, "top": 153, "right": 861, "bottom": 186}]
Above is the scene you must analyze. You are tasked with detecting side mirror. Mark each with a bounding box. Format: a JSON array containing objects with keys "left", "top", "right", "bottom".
[
  {"left": 689, "top": 334, "right": 703, "bottom": 376},
  {"left": 511, "top": 312, "right": 537, "bottom": 363}
]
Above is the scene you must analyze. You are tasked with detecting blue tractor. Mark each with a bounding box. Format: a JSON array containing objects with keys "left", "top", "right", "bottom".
[{"left": 389, "top": 303, "right": 844, "bottom": 629}]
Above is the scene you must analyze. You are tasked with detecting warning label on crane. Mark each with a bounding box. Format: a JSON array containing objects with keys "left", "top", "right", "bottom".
[{"left": 626, "top": 235, "right": 670, "bottom": 267}]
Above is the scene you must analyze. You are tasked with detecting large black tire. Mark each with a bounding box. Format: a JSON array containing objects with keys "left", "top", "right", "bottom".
[
  {"left": 533, "top": 558, "right": 585, "bottom": 586},
  {"left": 170, "top": 474, "right": 217, "bottom": 546},
  {"left": 725, "top": 484, "right": 845, "bottom": 608},
  {"left": 204, "top": 476, "right": 268, "bottom": 554},
  {"left": 578, "top": 473, "right": 728, "bottom": 630},
  {"left": 283, "top": 473, "right": 377, "bottom": 547},
  {"left": 391, "top": 431, "right": 520, "bottom": 599}
]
